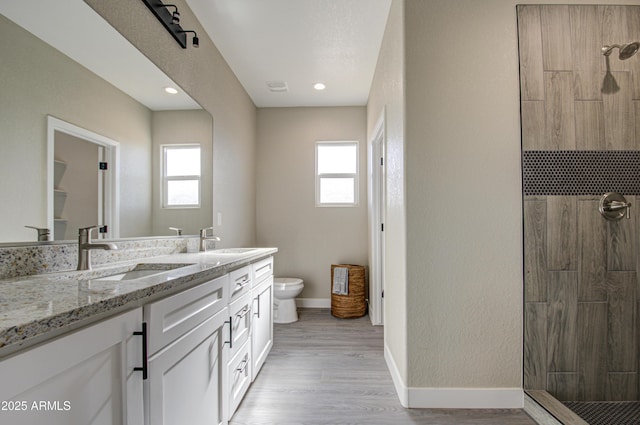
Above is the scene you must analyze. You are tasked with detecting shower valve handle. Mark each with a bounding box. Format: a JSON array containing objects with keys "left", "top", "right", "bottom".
[
  {"left": 599, "top": 192, "right": 631, "bottom": 221},
  {"left": 607, "top": 200, "right": 632, "bottom": 215}
]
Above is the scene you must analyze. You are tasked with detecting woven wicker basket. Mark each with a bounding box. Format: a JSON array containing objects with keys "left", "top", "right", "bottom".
[{"left": 331, "top": 264, "right": 368, "bottom": 319}]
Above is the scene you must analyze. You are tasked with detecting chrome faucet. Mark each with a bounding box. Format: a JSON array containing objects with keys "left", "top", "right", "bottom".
[
  {"left": 25, "top": 225, "right": 50, "bottom": 241},
  {"left": 199, "top": 227, "right": 220, "bottom": 252},
  {"left": 77, "top": 226, "right": 118, "bottom": 270}
]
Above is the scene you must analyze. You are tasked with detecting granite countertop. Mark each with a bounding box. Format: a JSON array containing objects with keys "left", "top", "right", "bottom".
[{"left": 0, "top": 248, "right": 277, "bottom": 358}]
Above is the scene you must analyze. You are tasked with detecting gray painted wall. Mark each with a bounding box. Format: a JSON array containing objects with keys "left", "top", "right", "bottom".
[{"left": 256, "top": 106, "right": 368, "bottom": 300}]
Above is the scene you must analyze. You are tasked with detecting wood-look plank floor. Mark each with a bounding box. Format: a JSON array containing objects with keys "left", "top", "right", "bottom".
[{"left": 230, "top": 309, "right": 538, "bottom": 425}]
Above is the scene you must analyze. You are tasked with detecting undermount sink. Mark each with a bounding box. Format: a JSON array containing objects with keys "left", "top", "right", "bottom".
[
  {"left": 96, "top": 263, "right": 194, "bottom": 281},
  {"left": 211, "top": 248, "right": 260, "bottom": 254}
]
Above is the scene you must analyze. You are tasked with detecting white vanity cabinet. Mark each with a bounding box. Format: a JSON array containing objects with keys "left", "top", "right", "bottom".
[
  {"left": 0, "top": 254, "right": 275, "bottom": 425},
  {"left": 226, "top": 256, "right": 274, "bottom": 418},
  {"left": 0, "top": 308, "right": 144, "bottom": 425},
  {"left": 226, "top": 271, "right": 253, "bottom": 418},
  {"left": 251, "top": 256, "right": 274, "bottom": 381},
  {"left": 144, "top": 274, "right": 229, "bottom": 425},
  {"left": 142, "top": 256, "right": 275, "bottom": 424}
]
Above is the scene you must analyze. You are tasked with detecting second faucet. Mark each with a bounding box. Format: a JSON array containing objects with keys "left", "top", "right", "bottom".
[
  {"left": 77, "top": 226, "right": 118, "bottom": 270},
  {"left": 200, "top": 227, "right": 221, "bottom": 252}
]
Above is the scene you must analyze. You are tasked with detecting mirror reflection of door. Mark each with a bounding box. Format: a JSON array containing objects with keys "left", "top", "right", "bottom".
[
  {"left": 53, "top": 131, "right": 104, "bottom": 240},
  {"left": 48, "top": 116, "right": 119, "bottom": 242}
]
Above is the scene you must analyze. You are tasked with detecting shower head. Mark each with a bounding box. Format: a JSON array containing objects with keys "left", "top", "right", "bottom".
[
  {"left": 602, "top": 42, "right": 640, "bottom": 60},
  {"left": 619, "top": 42, "right": 640, "bottom": 60}
]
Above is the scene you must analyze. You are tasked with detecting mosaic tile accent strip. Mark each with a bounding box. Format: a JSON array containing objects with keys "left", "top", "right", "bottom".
[{"left": 523, "top": 151, "right": 640, "bottom": 196}]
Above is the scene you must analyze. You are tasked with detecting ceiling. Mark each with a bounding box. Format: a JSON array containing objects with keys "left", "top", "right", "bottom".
[
  {"left": 0, "top": 0, "right": 199, "bottom": 111},
  {"left": 186, "top": 0, "right": 392, "bottom": 107},
  {"left": 0, "top": 0, "right": 391, "bottom": 110}
]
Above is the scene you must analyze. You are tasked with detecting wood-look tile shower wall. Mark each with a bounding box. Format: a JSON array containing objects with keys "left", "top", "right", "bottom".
[{"left": 519, "top": 5, "right": 640, "bottom": 401}]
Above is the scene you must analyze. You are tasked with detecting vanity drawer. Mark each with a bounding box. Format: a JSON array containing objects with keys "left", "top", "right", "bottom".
[
  {"left": 227, "top": 341, "right": 251, "bottom": 419},
  {"left": 228, "top": 292, "right": 252, "bottom": 360},
  {"left": 252, "top": 256, "right": 273, "bottom": 287},
  {"left": 229, "top": 265, "right": 252, "bottom": 302},
  {"left": 144, "top": 274, "right": 229, "bottom": 355}
]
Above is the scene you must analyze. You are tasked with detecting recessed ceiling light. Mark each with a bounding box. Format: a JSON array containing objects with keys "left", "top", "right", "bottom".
[
  {"left": 313, "top": 82, "right": 326, "bottom": 91},
  {"left": 164, "top": 87, "right": 179, "bottom": 94}
]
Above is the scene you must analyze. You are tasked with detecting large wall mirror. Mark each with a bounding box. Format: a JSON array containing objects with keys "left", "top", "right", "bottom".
[{"left": 0, "top": 0, "right": 214, "bottom": 244}]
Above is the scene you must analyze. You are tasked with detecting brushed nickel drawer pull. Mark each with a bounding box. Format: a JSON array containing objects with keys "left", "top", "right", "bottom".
[
  {"left": 224, "top": 317, "right": 233, "bottom": 349},
  {"left": 236, "top": 358, "right": 249, "bottom": 374}
]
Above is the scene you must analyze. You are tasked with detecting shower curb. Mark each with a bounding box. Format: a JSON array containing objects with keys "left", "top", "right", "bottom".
[{"left": 526, "top": 390, "right": 589, "bottom": 425}]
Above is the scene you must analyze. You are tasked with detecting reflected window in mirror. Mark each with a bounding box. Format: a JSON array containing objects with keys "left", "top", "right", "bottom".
[{"left": 162, "top": 145, "right": 201, "bottom": 208}]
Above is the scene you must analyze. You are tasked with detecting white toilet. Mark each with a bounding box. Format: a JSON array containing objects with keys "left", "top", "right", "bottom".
[{"left": 273, "top": 278, "right": 304, "bottom": 324}]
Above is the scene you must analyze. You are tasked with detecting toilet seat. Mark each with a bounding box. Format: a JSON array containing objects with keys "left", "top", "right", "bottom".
[{"left": 274, "top": 278, "right": 303, "bottom": 290}]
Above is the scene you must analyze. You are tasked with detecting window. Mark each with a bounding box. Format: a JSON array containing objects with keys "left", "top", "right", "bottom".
[
  {"left": 315, "top": 141, "right": 358, "bottom": 206},
  {"left": 162, "top": 145, "right": 201, "bottom": 208}
]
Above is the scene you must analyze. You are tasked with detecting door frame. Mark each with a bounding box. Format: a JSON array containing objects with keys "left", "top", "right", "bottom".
[{"left": 368, "top": 108, "right": 386, "bottom": 326}]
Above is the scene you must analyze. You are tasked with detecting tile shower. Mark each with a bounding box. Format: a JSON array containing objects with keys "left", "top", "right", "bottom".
[{"left": 519, "top": 3, "right": 640, "bottom": 416}]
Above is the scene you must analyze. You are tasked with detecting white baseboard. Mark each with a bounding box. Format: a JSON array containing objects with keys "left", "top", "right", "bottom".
[
  {"left": 295, "top": 298, "right": 331, "bottom": 308},
  {"left": 384, "top": 342, "right": 409, "bottom": 407},
  {"left": 384, "top": 343, "right": 524, "bottom": 409},
  {"left": 408, "top": 387, "right": 524, "bottom": 409}
]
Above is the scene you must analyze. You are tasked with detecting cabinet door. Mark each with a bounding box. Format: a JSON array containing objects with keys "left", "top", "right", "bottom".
[
  {"left": 146, "top": 307, "right": 229, "bottom": 425},
  {"left": 229, "top": 292, "right": 252, "bottom": 360},
  {"left": 252, "top": 276, "right": 273, "bottom": 381},
  {"left": 0, "top": 308, "right": 144, "bottom": 425}
]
